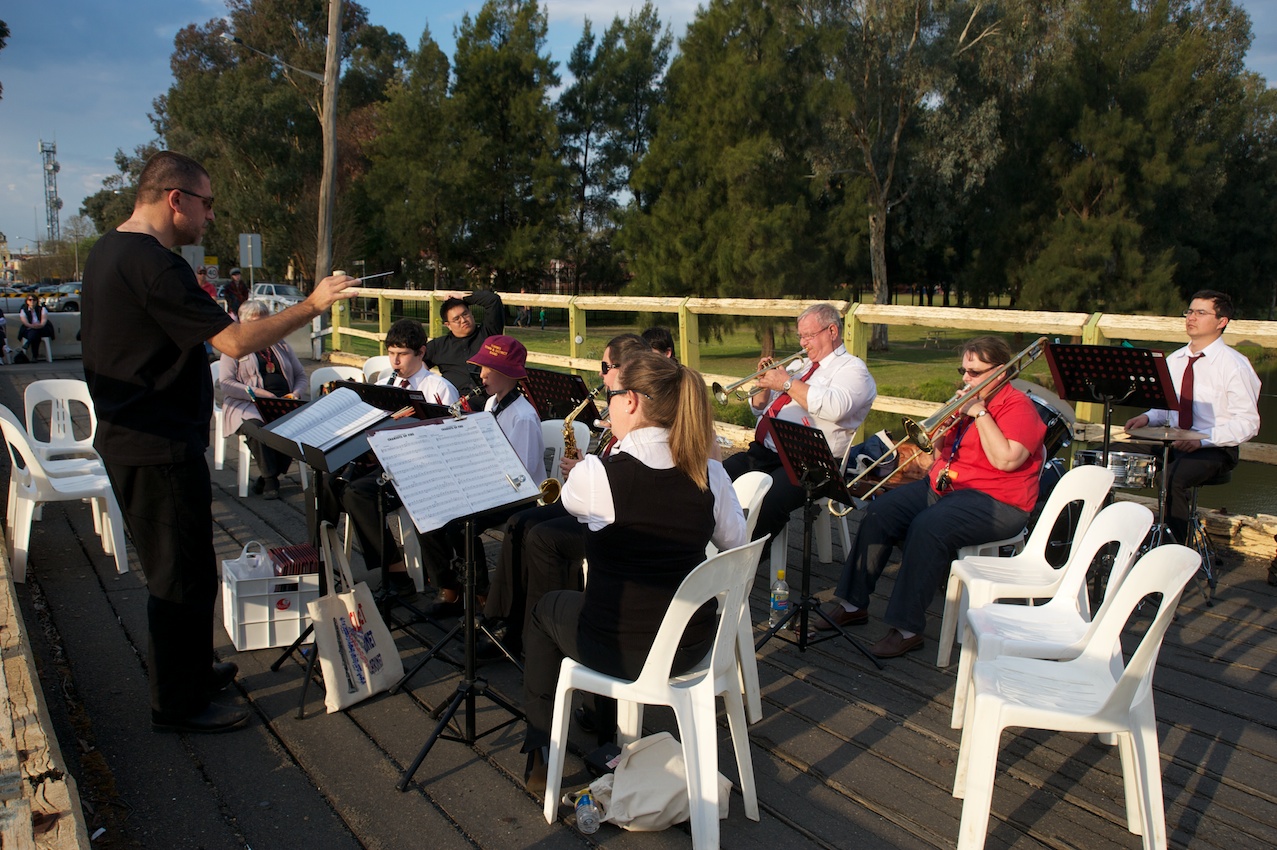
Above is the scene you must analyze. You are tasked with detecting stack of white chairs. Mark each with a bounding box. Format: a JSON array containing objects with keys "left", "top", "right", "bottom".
[
  {"left": 0, "top": 405, "right": 128, "bottom": 581},
  {"left": 543, "top": 538, "right": 767, "bottom": 849},
  {"left": 949, "top": 500, "right": 1155, "bottom": 728},
  {"left": 952, "top": 544, "right": 1200, "bottom": 850},
  {"left": 539, "top": 420, "right": 591, "bottom": 487},
  {"left": 309, "top": 365, "right": 363, "bottom": 399},
  {"left": 937, "top": 464, "right": 1116, "bottom": 666}
]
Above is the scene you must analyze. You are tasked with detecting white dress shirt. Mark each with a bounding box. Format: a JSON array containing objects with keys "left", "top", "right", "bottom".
[
  {"left": 485, "top": 392, "right": 546, "bottom": 485},
  {"left": 386, "top": 368, "right": 460, "bottom": 406},
  {"left": 561, "top": 426, "right": 747, "bottom": 551},
  {"left": 750, "top": 345, "right": 876, "bottom": 459},
  {"left": 1142, "top": 336, "right": 1260, "bottom": 448}
]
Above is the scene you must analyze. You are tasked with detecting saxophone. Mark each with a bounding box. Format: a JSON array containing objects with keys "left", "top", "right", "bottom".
[{"left": 541, "top": 387, "right": 602, "bottom": 504}]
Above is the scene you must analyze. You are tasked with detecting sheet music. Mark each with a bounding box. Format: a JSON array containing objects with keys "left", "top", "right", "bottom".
[
  {"left": 366, "top": 413, "right": 537, "bottom": 533},
  {"left": 270, "top": 387, "right": 387, "bottom": 452}
]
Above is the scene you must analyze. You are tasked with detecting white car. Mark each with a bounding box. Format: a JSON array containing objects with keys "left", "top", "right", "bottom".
[{"left": 250, "top": 282, "right": 305, "bottom": 312}]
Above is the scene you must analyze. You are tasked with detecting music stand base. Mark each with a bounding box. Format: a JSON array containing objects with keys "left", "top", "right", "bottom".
[
  {"left": 755, "top": 597, "right": 883, "bottom": 669},
  {"left": 396, "top": 676, "right": 524, "bottom": 792}
]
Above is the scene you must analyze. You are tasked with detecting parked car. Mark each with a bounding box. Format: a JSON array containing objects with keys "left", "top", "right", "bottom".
[
  {"left": 0, "top": 288, "right": 27, "bottom": 313},
  {"left": 42, "top": 282, "right": 83, "bottom": 312},
  {"left": 250, "top": 282, "right": 305, "bottom": 313}
]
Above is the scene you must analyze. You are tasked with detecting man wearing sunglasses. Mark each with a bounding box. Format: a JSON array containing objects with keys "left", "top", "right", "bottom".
[
  {"left": 426, "top": 289, "right": 506, "bottom": 401},
  {"left": 82, "top": 151, "right": 357, "bottom": 734},
  {"left": 1124, "top": 290, "right": 1260, "bottom": 544},
  {"left": 811, "top": 336, "right": 1046, "bottom": 658},
  {"left": 723, "top": 302, "right": 876, "bottom": 554}
]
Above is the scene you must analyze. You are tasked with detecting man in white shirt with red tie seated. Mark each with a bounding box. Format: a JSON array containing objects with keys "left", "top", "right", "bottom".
[
  {"left": 1124, "top": 289, "right": 1260, "bottom": 544},
  {"left": 723, "top": 302, "right": 877, "bottom": 552},
  {"left": 382, "top": 318, "right": 459, "bottom": 405}
]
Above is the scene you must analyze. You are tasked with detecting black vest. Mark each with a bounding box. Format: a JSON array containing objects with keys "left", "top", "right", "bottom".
[{"left": 579, "top": 454, "right": 718, "bottom": 667}]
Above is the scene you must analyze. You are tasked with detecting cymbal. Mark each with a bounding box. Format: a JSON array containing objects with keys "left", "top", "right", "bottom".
[{"left": 1125, "top": 426, "right": 1207, "bottom": 442}]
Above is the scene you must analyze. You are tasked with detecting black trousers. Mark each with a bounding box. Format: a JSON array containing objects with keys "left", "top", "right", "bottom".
[
  {"left": 321, "top": 464, "right": 399, "bottom": 572},
  {"left": 722, "top": 441, "right": 806, "bottom": 548},
  {"left": 522, "top": 590, "right": 711, "bottom": 752},
  {"left": 104, "top": 458, "right": 219, "bottom": 719},
  {"left": 418, "top": 521, "right": 487, "bottom": 595},
  {"left": 236, "top": 421, "right": 291, "bottom": 480},
  {"left": 1165, "top": 446, "right": 1238, "bottom": 542}
]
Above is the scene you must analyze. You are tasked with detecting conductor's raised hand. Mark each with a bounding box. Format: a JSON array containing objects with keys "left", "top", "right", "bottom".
[{"left": 306, "top": 273, "right": 359, "bottom": 312}]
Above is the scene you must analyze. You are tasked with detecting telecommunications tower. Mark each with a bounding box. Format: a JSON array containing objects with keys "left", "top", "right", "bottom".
[{"left": 39, "top": 140, "right": 62, "bottom": 243}]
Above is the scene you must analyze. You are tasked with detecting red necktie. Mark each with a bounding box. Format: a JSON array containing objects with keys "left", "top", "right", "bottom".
[
  {"left": 1177, "top": 354, "right": 1205, "bottom": 431},
  {"left": 756, "top": 361, "right": 820, "bottom": 442},
  {"left": 400, "top": 378, "right": 410, "bottom": 389}
]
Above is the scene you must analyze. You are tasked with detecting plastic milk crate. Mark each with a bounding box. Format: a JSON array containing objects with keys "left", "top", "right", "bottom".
[{"left": 222, "top": 570, "right": 320, "bottom": 651}]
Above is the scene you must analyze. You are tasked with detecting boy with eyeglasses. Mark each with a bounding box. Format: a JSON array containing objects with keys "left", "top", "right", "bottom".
[
  {"left": 1124, "top": 290, "right": 1260, "bottom": 543},
  {"left": 425, "top": 289, "right": 505, "bottom": 400}
]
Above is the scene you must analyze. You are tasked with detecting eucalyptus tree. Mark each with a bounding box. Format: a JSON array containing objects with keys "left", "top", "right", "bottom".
[{"left": 449, "top": 0, "right": 566, "bottom": 290}]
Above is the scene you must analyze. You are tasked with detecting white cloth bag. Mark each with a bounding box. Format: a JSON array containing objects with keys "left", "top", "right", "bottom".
[
  {"left": 588, "top": 732, "right": 732, "bottom": 831},
  {"left": 308, "top": 523, "right": 404, "bottom": 713}
]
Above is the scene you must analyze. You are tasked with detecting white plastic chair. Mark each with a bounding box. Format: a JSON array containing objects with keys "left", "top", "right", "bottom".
[
  {"left": 713, "top": 471, "right": 773, "bottom": 725},
  {"left": 362, "top": 355, "right": 391, "bottom": 383},
  {"left": 0, "top": 408, "right": 128, "bottom": 581},
  {"left": 950, "top": 500, "right": 1154, "bottom": 729},
  {"left": 937, "top": 464, "right": 1115, "bottom": 666},
  {"left": 539, "top": 419, "right": 591, "bottom": 484},
  {"left": 211, "top": 362, "right": 229, "bottom": 470},
  {"left": 23, "top": 379, "right": 101, "bottom": 468},
  {"left": 768, "top": 499, "right": 835, "bottom": 584},
  {"left": 388, "top": 507, "right": 426, "bottom": 594},
  {"left": 309, "top": 365, "right": 363, "bottom": 399},
  {"left": 952, "top": 544, "right": 1200, "bottom": 850},
  {"left": 543, "top": 538, "right": 767, "bottom": 850}
]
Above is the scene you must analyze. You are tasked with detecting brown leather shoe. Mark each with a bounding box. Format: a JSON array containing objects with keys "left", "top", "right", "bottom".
[
  {"left": 868, "top": 628, "right": 924, "bottom": 658},
  {"left": 811, "top": 601, "right": 868, "bottom": 631}
]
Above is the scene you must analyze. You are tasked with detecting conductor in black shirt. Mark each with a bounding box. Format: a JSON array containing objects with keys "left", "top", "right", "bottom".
[
  {"left": 81, "top": 151, "right": 357, "bottom": 734},
  {"left": 425, "top": 290, "right": 505, "bottom": 399}
]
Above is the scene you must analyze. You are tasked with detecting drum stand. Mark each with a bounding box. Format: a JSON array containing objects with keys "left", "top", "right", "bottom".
[{"left": 1136, "top": 434, "right": 1215, "bottom": 606}]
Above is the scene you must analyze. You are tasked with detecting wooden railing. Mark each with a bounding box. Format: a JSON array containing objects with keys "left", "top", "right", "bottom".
[{"left": 329, "top": 292, "right": 1276, "bottom": 464}]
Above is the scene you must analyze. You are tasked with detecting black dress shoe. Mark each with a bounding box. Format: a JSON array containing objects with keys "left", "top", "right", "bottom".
[
  {"left": 811, "top": 601, "right": 869, "bottom": 631},
  {"left": 152, "top": 702, "right": 250, "bottom": 734},
  {"left": 387, "top": 571, "right": 417, "bottom": 597},
  {"left": 262, "top": 476, "right": 280, "bottom": 500},
  {"left": 251, "top": 476, "right": 265, "bottom": 495},
  {"left": 208, "top": 661, "right": 238, "bottom": 695},
  {"left": 426, "top": 595, "right": 464, "bottom": 619},
  {"left": 574, "top": 705, "right": 600, "bottom": 734},
  {"left": 867, "top": 628, "right": 924, "bottom": 659}
]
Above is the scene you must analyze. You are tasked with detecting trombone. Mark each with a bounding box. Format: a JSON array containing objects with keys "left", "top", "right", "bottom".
[
  {"left": 712, "top": 349, "right": 807, "bottom": 404},
  {"left": 830, "top": 337, "right": 1048, "bottom": 515}
]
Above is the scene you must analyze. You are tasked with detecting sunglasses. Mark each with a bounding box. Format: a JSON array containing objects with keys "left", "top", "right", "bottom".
[
  {"left": 600, "top": 360, "right": 621, "bottom": 375},
  {"left": 605, "top": 388, "right": 651, "bottom": 401},
  {"left": 165, "top": 187, "right": 215, "bottom": 210},
  {"left": 956, "top": 366, "right": 995, "bottom": 378}
]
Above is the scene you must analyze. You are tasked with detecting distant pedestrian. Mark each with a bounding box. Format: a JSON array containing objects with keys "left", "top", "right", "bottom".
[
  {"left": 539, "top": 307, "right": 546, "bottom": 330},
  {"left": 82, "top": 150, "right": 357, "bottom": 735}
]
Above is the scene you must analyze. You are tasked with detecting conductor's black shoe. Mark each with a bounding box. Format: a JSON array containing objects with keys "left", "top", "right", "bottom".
[
  {"left": 152, "top": 702, "right": 249, "bottom": 734},
  {"left": 262, "top": 476, "right": 280, "bottom": 500},
  {"left": 251, "top": 476, "right": 266, "bottom": 495},
  {"left": 208, "top": 661, "right": 238, "bottom": 695}
]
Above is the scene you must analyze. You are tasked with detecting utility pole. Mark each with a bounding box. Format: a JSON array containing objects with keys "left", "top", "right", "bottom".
[
  {"left": 315, "top": 0, "right": 342, "bottom": 288},
  {"left": 39, "top": 140, "right": 61, "bottom": 243}
]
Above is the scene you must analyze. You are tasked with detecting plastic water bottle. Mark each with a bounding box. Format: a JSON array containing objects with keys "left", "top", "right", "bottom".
[
  {"left": 575, "top": 791, "right": 601, "bottom": 834},
  {"left": 769, "top": 569, "right": 790, "bottom": 630}
]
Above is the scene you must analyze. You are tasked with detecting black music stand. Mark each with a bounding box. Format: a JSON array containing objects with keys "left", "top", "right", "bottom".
[
  {"left": 520, "top": 367, "right": 601, "bottom": 423},
  {"left": 359, "top": 415, "right": 543, "bottom": 790},
  {"left": 1044, "top": 344, "right": 1177, "bottom": 465},
  {"left": 252, "top": 395, "right": 305, "bottom": 423},
  {"left": 752, "top": 418, "right": 883, "bottom": 669}
]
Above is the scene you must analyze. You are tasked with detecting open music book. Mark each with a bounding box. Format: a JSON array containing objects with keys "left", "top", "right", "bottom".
[
  {"left": 269, "top": 387, "right": 388, "bottom": 453},
  {"left": 366, "top": 413, "right": 538, "bottom": 534}
]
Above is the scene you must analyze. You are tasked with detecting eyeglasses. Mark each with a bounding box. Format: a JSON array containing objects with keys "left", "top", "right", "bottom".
[
  {"left": 446, "top": 310, "right": 474, "bottom": 324},
  {"left": 164, "top": 187, "right": 215, "bottom": 210},
  {"left": 1182, "top": 309, "right": 1216, "bottom": 318},
  {"left": 798, "top": 324, "right": 835, "bottom": 342},
  {"left": 956, "top": 366, "right": 995, "bottom": 378},
  {"left": 600, "top": 360, "right": 621, "bottom": 375},
  {"left": 605, "top": 388, "right": 651, "bottom": 401}
]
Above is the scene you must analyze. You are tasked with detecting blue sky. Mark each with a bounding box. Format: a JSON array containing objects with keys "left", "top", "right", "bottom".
[{"left": 0, "top": 0, "right": 1273, "bottom": 255}]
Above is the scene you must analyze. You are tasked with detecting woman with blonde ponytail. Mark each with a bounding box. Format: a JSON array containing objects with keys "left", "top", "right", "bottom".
[{"left": 519, "top": 349, "right": 746, "bottom": 791}]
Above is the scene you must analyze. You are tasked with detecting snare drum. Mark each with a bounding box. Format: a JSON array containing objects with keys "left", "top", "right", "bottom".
[{"left": 1073, "top": 449, "right": 1159, "bottom": 489}]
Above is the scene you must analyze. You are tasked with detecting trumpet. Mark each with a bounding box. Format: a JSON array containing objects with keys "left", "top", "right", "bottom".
[
  {"left": 830, "top": 337, "right": 1048, "bottom": 516},
  {"left": 712, "top": 349, "right": 807, "bottom": 404}
]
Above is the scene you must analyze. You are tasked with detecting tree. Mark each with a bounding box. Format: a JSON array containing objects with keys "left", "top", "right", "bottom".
[
  {"left": 449, "top": 0, "right": 566, "bottom": 289},
  {"left": 622, "top": 0, "right": 824, "bottom": 310},
  {"left": 0, "top": 19, "right": 8, "bottom": 100},
  {"left": 364, "top": 26, "right": 462, "bottom": 287},
  {"left": 81, "top": 142, "right": 163, "bottom": 235}
]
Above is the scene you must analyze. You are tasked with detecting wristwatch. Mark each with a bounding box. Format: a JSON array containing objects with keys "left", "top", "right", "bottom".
[
  {"left": 782, "top": 378, "right": 793, "bottom": 392},
  {"left": 974, "top": 409, "right": 989, "bottom": 420}
]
